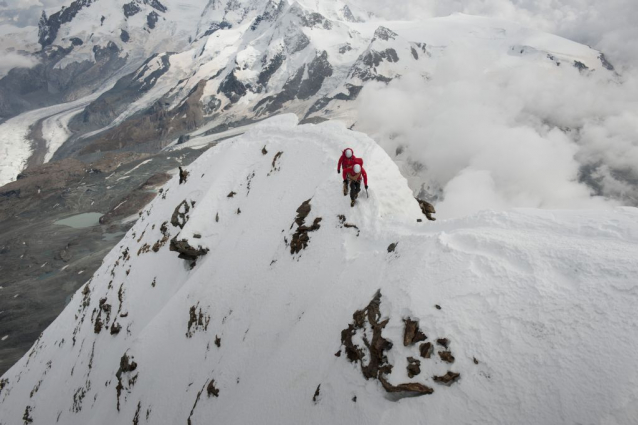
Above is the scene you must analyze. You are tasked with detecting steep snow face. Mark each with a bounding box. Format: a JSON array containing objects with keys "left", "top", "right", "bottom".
[{"left": 2, "top": 115, "right": 638, "bottom": 424}]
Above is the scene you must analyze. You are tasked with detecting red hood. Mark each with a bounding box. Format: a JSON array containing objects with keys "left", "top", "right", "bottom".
[{"left": 342, "top": 148, "right": 355, "bottom": 158}]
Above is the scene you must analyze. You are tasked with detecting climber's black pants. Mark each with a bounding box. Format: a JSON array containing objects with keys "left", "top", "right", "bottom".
[{"left": 350, "top": 181, "right": 361, "bottom": 201}]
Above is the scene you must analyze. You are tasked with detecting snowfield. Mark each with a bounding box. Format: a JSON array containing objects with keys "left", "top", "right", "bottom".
[{"left": 1, "top": 115, "right": 637, "bottom": 425}]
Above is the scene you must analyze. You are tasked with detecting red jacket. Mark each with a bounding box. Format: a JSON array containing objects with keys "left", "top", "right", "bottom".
[
  {"left": 337, "top": 148, "right": 362, "bottom": 172},
  {"left": 343, "top": 165, "right": 368, "bottom": 186}
]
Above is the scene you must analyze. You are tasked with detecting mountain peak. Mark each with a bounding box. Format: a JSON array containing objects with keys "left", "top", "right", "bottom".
[{"left": 373, "top": 26, "right": 398, "bottom": 42}]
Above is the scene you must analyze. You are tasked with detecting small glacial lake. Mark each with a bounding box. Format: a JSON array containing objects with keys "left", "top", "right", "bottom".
[{"left": 54, "top": 212, "right": 103, "bottom": 229}]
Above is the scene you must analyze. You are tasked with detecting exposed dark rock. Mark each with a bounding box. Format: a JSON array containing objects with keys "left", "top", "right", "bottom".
[
  {"left": 312, "top": 384, "right": 321, "bottom": 403},
  {"left": 115, "top": 353, "right": 138, "bottom": 411},
  {"left": 341, "top": 5, "right": 361, "bottom": 22},
  {"left": 23, "top": 405, "right": 34, "bottom": 424},
  {"left": 146, "top": 0, "right": 167, "bottom": 13},
  {"left": 435, "top": 305, "right": 441, "bottom": 310},
  {"left": 0, "top": 378, "right": 8, "bottom": 396},
  {"left": 406, "top": 357, "right": 421, "bottom": 378},
  {"left": 474, "top": 357, "right": 479, "bottom": 365},
  {"left": 218, "top": 70, "right": 247, "bottom": 103},
  {"left": 403, "top": 318, "right": 426, "bottom": 346},
  {"left": 305, "top": 97, "right": 331, "bottom": 117},
  {"left": 254, "top": 66, "right": 305, "bottom": 114},
  {"left": 416, "top": 198, "right": 436, "bottom": 221},
  {"left": 186, "top": 305, "right": 210, "bottom": 337},
  {"left": 120, "top": 30, "right": 130, "bottom": 43},
  {"left": 227, "top": 191, "right": 237, "bottom": 198},
  {"left": 70, "top": 37, "right": 83, "bottom": 46},
  {"left": 341, "top": 291, "right": 393, "bottom": 378},
  {"left": 251, "top": 0, "right": 286, "bottom": 31},
  {"left": 290, "top": 199, "right": 322, "bottom": 254},
  {"left": 438, "top": 351, "right": 455, "bottom": 364},
  {"left": 333, "top": 84, "right": 363, "bottom": 101},
  {"left": 437, "top": 338, "right": 449, "bottom": 348},
  {"left": 433, "top": 371, "right": 460, "bottom": 385},
  {"left": 203, "top": 21, "right": 232, "bottom": 37},
  {"left": 258, "top": 53, "right": 285, "bottom": 87},
  {"left": 302, "top": 12, "right": 332, "bottom": 30},
  {"left": 379, "top": 376, "right": 434, "bottom": 396},
  {"left": 350, "top": 47, "right": 399, "bottom": 83},
  {"left": 147, "top": 11, "right": 159, "bottom": 29},
  {"left": 171, "top": 201, "right": 190, "bottom": 229},
  {"left": 298, "top": 51, "right": 334, "bottom": 100},
  {"left": 206, "top": 380, "right": 219, "bottom": 397},
  {"left": 110, "top": 322, "right": 122, "bottom": 335},
  {"left": 179, "top": 167, "right": 189, "bottom": 184},
  {"left": 215, "top": 335, "right": 221, "bottom": 347},
  {"left": 262, "top": 146, "right": 268, "bottom": 155},
  {"left": 93, "top": 298, "right": 112, "bottom": 334},
  {"left": 598, "top": 53, "right": 615, "bottom": 71},
  {"left": 387, "top": 242, "right": 398, "bottom": 253},
  {"left": 38, "top": 0, "right": 97, "bottom": 47},
  {"left": 270, "top": 151, "right": 283, "bottom": 173},
  {"left": 177, "top": 134, "right": 190, "bottom": 145},
  {"left": 574, "top": 60, "right": 589, "bottom": 72},
  {"left": 339, "top": 44, "right": 353, "bottom": 54},
  {"left": 419, "top": 342, "right": 433, "bottom": 359},
  {"left": 170, "top": 237, "right": 209, "bottom": 263},
  {"left": 123, "top": 1, "right": 142, "bottom": 17},
  {"left": 373, "top": 26, "right": 398, "bottom": 42}
]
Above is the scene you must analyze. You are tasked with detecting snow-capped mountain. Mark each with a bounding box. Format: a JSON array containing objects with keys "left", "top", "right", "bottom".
[
  {"left": 0, "top": 0, "right": 618, "bottom": 188},
  {"left": 1, "top": 115, "right": 637, "bottom": 424}
]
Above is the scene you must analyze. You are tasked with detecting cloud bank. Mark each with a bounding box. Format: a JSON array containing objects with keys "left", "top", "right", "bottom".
[
  {"left": 0, "top": 51, "right": 39, "bottom": 78},
  {"left": 356, "top": 40, "right": 638, "bottom": 218}
]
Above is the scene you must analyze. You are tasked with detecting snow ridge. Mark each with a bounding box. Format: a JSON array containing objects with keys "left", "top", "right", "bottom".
[{"left": 1, "top": 115, "right": 638, "bottom": 424}]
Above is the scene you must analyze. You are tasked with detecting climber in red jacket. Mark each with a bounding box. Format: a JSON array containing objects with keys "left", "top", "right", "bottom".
[
  {"left": 343, "top": 163, "right": 368, "bottom": 207},
  {"left": 337, "top": 148, "right": 358, "bottom": 173},
  {"left": 338, "top": 148, "right": 363, "bottom": 196}
]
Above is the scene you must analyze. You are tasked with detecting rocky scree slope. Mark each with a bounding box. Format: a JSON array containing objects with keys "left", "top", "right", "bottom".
[{"left": 1, "top": 115, "right": 638, "bottom": 424}]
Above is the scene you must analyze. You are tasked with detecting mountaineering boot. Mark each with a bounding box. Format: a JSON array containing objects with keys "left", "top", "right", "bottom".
[
  {"left": 351, "top": 199, "right": 356, "bottom": 207},
  {"left": 343, "top": 181, "right": 348, "bottom": 196}
]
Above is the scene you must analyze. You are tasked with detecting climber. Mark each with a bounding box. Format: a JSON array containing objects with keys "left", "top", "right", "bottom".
[
  {"left": 343, "top": 163, "right": 368, "bottom": 207},
  {"left": 338, "top": 148, "right": 363, "bottom": 196}
]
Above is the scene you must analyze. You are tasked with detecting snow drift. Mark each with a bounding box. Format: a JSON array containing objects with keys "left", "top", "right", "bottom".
[{"left": 1, "top": 115, "right": 638, "bottom": 424}]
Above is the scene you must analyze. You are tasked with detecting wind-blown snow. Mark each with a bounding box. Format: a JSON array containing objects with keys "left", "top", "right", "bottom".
[{"left": 1, "top": 115, "right": 637, "bottom": 424}]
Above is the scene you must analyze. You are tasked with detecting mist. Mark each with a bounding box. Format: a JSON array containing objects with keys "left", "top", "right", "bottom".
[
  {"left": 0, "top": 51, "right": 38, "bottom": 78},
  {"left": 356, "top": 41, "right": 638, "bottom": 218}
]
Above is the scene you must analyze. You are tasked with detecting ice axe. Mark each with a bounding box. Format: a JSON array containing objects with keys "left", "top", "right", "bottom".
[{"left": 366, "top": 186, "right": 369, "bottom": 198}]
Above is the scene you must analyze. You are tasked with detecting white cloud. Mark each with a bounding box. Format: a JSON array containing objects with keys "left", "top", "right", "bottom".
[
  {"left": 356, "top": 39, "right": 637, "bottom": 217},
  {"left": 0, "top": 51, "right": 39, "bottom": 78}
]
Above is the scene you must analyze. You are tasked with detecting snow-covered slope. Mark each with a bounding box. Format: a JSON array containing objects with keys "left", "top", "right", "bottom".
[{"left": 2, "top": 115, "right": 638, "bottom": 424}]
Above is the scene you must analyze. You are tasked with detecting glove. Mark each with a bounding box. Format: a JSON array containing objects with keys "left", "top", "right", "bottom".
[
  {"left": 337, "top": 169, "right": 340, "bottom": 174},
  {"left": 343, "top": 180, "right": 347, "bottom": 184},
  {"left": 365, "top": 185, "right": 368, "bottom": 189}
]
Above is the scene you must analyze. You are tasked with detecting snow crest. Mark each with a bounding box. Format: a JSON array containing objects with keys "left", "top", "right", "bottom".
[{"left": 1, "top": 115, "right": 638, "bottom": 424}]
